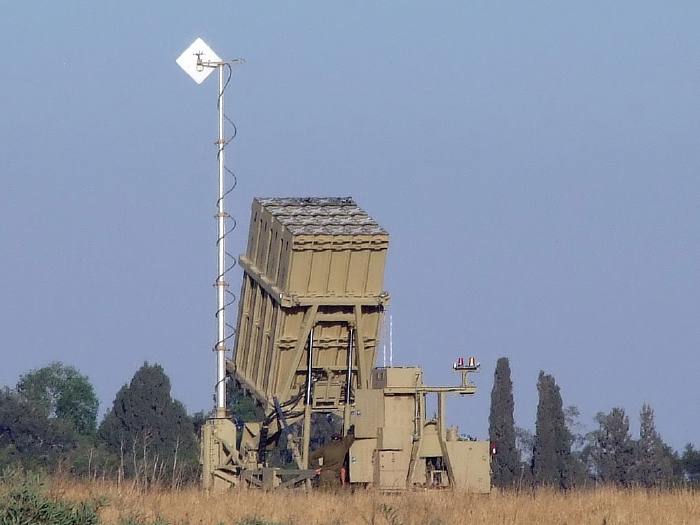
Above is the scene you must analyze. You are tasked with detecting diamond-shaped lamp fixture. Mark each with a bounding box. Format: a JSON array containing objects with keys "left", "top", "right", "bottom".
[{"left": 176, "top": 37, "right": 222, "bottom": 84}]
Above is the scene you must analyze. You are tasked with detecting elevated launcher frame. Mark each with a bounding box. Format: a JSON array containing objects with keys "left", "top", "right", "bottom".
[{"left": 201, "top": 198, "right": 490, "bottom": 491}]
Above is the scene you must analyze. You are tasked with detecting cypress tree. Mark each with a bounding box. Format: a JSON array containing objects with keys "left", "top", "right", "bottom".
[
  {"left": 589, "top": 407, "right": 636, "bottom": 486},
  {"left": 633, "top": 403, "right": 673, "bottom": 487},
  {"left": 489, "top": 357, "right": 519, "bottom": 488},
  {"left": 531, "top": 371, "right": 573, "bottom": 489}
]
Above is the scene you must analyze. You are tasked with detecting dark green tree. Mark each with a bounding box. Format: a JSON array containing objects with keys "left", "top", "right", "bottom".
[
  {"left": 588, "top": 407, "right": 636, "bottom": 486},
  {"left": 98, "top": 363, "right": 198, "bottom": 481},
  {"left": 632, "top": 403, "right": 673, "bottom": 487},
  {"left": 16, "top": 362, "right": 99, "bottom": 436},
  {"left": 681, "top": 443, "right": 700, "bottom": 485},
  {"left": 189, "top": 382, "right": 264, "bottom": 439},
  {"left": 190, "top": 410, "right": 209, "bottom": 437},
  {"left": 515, "top": 426, "right": 535, "bottom": 486},
  {"left": 0, "top": 387, "right": 75, "bottom": 469},
  {"left": 531, "top": 371, "right": 573, "bottom": 489},
  {"left": 226, "top": 380, "right": 264, "bottom": 424},
  {"left": 489, "top": 357, "right": 519, "bottom": 488},
  {"left": 662, "top": 443, "right": 685, "bottom": 485}
]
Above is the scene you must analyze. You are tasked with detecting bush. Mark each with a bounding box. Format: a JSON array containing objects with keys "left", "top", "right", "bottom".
[{"left": 0, "top": 470, "right": 103, "bottom": 525}]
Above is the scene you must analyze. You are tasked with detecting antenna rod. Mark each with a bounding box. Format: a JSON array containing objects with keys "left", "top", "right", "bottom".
[
  {"left": 389, "top": 314, "right": 393, "bottom": 367},
  {"left": 215, "top": 63, "right": 227, "bottom": 416}
]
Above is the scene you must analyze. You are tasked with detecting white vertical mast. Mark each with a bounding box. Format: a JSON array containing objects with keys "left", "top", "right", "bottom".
[
  {"left": 176, "top": 38, "right": 243, "bottom": 417},
  {"left": 214, "top": 63, "right": 227, "bottom": 415}
]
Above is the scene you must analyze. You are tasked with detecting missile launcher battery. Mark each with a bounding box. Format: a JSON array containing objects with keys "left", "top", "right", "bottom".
[{"left": 202, "top": 197, "right": 490, "bottom": 492}]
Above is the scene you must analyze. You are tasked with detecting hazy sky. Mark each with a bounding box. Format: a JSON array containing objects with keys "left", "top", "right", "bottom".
[{"left": 1, "top": 2, "right": 698, "bottom": 450}]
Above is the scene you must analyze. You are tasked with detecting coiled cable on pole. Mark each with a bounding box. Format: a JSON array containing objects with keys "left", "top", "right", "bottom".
[{"left": 212, "top": 62, "right": 241, "bottom": 402}]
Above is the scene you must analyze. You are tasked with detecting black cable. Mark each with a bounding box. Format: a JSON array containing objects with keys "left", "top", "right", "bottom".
[{"left": 211, "top": 61, "right": 242, "bottom": 400}]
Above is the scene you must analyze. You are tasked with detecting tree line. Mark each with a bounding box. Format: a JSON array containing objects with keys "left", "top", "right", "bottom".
[
  {"left": 0, "top": 361, "right": 206, "bottom": 488},
  {"left": 2, "top": 359, "right": 699, "bottom": 489},
  {"left": 0, "top": 360, "right": 349, "bottom": 487},
  {"left": 488, "top": 357, "right": 700, "bottom": 489}
]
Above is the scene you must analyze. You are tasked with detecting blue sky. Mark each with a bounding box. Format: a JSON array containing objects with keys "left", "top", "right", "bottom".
[{"left": 1, "top": 1, "right": 698, "bottom": 449}]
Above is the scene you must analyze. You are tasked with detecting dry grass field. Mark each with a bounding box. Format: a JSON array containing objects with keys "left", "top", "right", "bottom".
[{"left": 44, "top": 479, "right": 699, "bottom": 525}]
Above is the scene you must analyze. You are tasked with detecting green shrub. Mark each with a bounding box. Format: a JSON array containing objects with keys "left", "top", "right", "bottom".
[{"left": 0, "top": 471, "right": 103, "bottom": 525}]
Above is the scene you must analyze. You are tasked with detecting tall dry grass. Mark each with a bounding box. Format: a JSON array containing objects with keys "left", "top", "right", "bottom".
[{"left": 48, "top": 478, "right": 699, "bottom": 525}]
